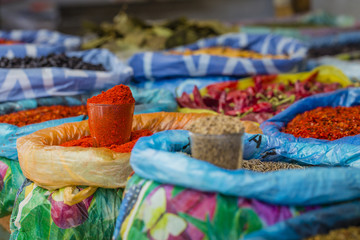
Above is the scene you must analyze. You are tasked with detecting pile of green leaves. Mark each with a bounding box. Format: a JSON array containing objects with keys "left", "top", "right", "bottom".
[{"left": 82, "top": 11, "right": 237, "bottom": 53}]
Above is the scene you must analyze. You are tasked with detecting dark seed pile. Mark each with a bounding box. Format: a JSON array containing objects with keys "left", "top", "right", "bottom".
[
  {"left": 308, "top": 42, "right": 360, "bottom": 58},
  {"left": 306, "top": 226, "right": 360, "bottom": 240},
  {"left": 0, "top": 53, "right": 106, "bottom": 71}
]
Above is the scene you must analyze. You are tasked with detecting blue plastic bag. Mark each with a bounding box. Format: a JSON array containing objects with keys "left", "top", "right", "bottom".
[
  {"left": 121, "top": 129, "right": 360, "bottom": 239},
  {"left": 131, "top": 130, "right": 360, "bottom": 205},
  {"left": 0, "top": 87, "right": 176, "bottom": 161},
  {"left": 261, "top": 88, "right": 360, "bottom": 167},
  {"left": 130, "top": 87, "right": 177, "bottom": 113},
  {"left": 0, "top": 49, "right": 133, "bottom": 102},
  {"left": 129, "top": 33, "right": 307, "bottom": 81},
  {"left": 0, "top": 29, "right": 81, "bottom": 58}
]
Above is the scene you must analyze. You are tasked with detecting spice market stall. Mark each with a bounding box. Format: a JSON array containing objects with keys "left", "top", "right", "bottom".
[{"left": 11, "top": 86, "right": 260, "bottom": 239}]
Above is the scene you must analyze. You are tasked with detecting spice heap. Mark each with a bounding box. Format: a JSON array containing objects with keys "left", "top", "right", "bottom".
[
  {"left": 62, "top": 84, "right": 146, "bottom": 152},
  {"left": 177, "top": 71, "right": 342, "bottom": 123},
  {"left": 0, "top": 38, "right": 22, "bottom": 45},
  {"left": 283, "top": 106, "right": 360, "bottom": 140},
  {"left": 0, "top": 105, "right": 87, "bottom": 127},
  {"left": 306, "top": 226, "right": 360, "bottom": 240},
  {"left": 0, "top": 53, "right": 105, "bottom": 71},
  {"left": 87, "top": 84, "right": 135, "bottom": 105},
  {"left": 187, "top": 115, "right": 244, "bottom": 169},
  {"left": 187, "top": 115, "right": 244, "bottom": 134},
  {"left": 60, "top": 129, "right": 153, "bottom": 153},
  {"left": 87, "top": 84, "right": 135, "bottom": 147},
  {"left": 242, "top": 159, "right": 304, "bottom": 172},
  {"left": 169, "top": 47, "right": 289, "bottom": 59}
]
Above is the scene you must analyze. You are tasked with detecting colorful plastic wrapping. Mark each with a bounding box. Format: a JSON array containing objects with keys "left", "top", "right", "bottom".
[
  {"left": 0, "top": 158, "right": 24, "bottom": 218},
  {"left": 261, "top": 88, "right": 360, "bottom": 167},
  {"left": 0, "top": 29, "right": 81, "bottom": 58},
  {"left": 0, "top": 49, "right": 133, "bottom": 102},
  {"left": 112, "top": 130, "right": 360, "bottom": 240},
  {"left": 129, "top": 33, "right": 307, "bottom": 82},
  {"left": 10, "top": 181, "right": 122, "bottom": 240}
]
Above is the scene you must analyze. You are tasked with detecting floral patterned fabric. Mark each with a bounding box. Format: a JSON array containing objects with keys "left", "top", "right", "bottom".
[
  {"left": 10, "top": 181, "right": 123, "bottom": 240},
  {"left": 0, "top": 157, "right": 24, "bottom": 217},
  {"left": 113, "top": 174, "right": 318, "bottom": 240}
]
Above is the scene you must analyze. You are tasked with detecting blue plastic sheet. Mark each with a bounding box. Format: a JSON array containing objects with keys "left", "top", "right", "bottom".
[
  {"left": 131, "top": 76, "right": 235, "bottom": 96},
  {"left": 0, "top": 49, "right": 133, "bottom": 102},
  {"left": 130, "top": 87, "right": 177, "bottom": 113},
  {"left": 0, "top": 87, "right": 176, "bottom": 161},
  {"left": 309, "top": 31, "right": 360, "bottom": 49},
  {"left": 131, "top": 129, "right": 360, "bottom": 206},
  {"left": 261, "top": 88, "right": 360, "bottom": 167},
  {"left": 129, "top": 33, "right": 307, "bottom": 82},
  {"left": 0, "top": 29, "right": 81, "bottom": 58}
]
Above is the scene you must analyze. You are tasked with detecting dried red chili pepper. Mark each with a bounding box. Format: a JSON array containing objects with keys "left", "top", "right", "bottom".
[
  {"left": 176, "top": 72, "right": 343, "bottom": 124},
  {"left": 0, "top": 105, "right": 87, "bottom": 127},
  {"left": 283, "top": 106, "right": 360, "bottom": 140}
]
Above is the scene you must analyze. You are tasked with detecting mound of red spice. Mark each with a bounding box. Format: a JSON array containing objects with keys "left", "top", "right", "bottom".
[
  {"left": 60, "top": 129, "right": 153, "bottom": 153},
  {"left": 283, "top": 106, "right": 360, "bottom": 140},
  {"left": 87, "top": 85, "right": 135, "bottom": 105},
  {"left": 0, "top": 105, "right": 87, "bottom": 127}
]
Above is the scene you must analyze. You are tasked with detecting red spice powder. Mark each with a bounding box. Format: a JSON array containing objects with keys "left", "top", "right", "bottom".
[
  {"left": 283, "top": 105, "right": 360, "bottom": 140},
  {"left": 60, "top": 129, "right": 153, "bottom": 153},
  {"left": 87, "top": 85, "right": 135, "bottom": 105},
  {"left": 0, "top": 105, "right": 87, "bottom": 127}
]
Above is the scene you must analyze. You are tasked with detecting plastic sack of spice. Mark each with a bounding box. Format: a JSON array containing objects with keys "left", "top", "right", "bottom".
[
  {"left": 112, "top": 130, "right": 360, "bottom": 240},
  {"left": 259, "top": 88, "right": 360, "bottom": 167},
  {"left": 0, "top": 157, "right": 24, "bottom": 218},
  {"left": 0, "top": 48, "right": 132, "bottom": 102},
  {"left": 10, "top": 180, "right": 122, "bottom": 240},
  {"left": 0, "top": 29, "right": 81, "bottom": 58},
  {"left": 177, "top": 66, "right": 352, "bottom": 124},
  {"left": 129, "top": 33, "right": 307, "bottom": 83},
  {"left": 17, "top": 112, "right": 260, "bottom": 190},
  {"left": 0, "top": 86, "right": 175, "bottom": 161}
]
